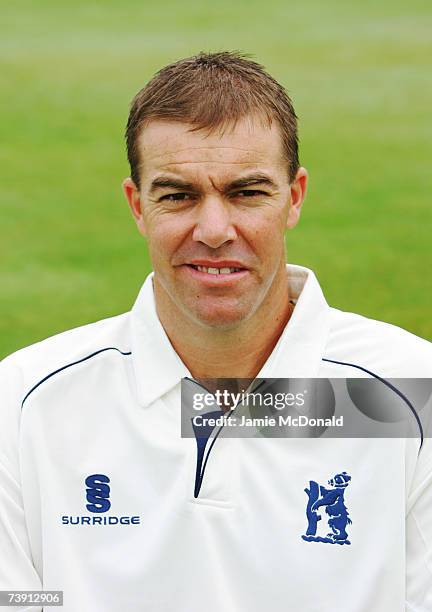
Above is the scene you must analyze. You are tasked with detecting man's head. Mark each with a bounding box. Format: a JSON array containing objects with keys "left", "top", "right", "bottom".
[
  {"left": 126, "top": 51, "right": 300, "bottom": 188},
  {"left": 123, "top": 52, "right": 308, "bottom": 330}
]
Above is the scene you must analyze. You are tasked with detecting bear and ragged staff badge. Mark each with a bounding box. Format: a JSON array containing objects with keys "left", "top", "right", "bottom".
[{"left": 302, "top": 472, "right": 352, "bottom": 545}]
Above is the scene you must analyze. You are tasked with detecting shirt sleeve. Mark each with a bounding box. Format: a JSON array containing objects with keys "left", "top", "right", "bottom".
[
  {"left": 0, "top": 357, "right": 42, "bottom": 609},
  {"left": 406, "top": 435, "right": 432, "bottom": 611}
]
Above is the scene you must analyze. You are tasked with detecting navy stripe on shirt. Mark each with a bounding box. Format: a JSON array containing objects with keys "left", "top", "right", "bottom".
[
  {"left": 322, "top": 357, "right": 424, "bottom": 448},
  {"left": 21, "top": 347, "right": 132, "bottom": 409}
]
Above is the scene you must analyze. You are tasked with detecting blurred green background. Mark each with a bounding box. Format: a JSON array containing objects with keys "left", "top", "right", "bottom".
[{"left": 1, "top": 0, "right": 431, "bottom": 358}]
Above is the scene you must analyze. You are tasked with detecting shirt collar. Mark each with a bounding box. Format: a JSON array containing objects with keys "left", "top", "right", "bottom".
[
  {"left": 130, "top": 265, "right": 331, "bottom": 407},
  {"left": 130, "top": 274, "right": 191, "bottom": 408},
  {"left": 256, "top": 265, "right": 331, "bottom": 379}
]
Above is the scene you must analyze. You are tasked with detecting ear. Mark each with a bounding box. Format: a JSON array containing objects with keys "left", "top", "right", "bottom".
[
  {"left": 122, "top": 177, "right": 147, "bottom": 236},
  {"left": 286, "top": 167, "right": 308, "bottom": 230}
]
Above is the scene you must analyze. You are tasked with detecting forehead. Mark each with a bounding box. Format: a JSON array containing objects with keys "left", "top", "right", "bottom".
[{"left": 137, "top": 117, "right": 286, "bottom": 182}]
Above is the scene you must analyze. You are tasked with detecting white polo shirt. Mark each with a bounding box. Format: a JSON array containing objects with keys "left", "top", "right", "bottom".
[{"left": 1, "top": 265, "right": 432, "bottom": 612}]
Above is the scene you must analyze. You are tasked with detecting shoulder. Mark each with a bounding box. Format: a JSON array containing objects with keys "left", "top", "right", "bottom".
[
  {"left": 0, "top": 312, "right": 132, "bottom": 402},
  {"left": 324, "top": 308, "right": 432, "bottom": 378}
]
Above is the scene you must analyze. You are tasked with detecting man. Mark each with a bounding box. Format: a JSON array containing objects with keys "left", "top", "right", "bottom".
[{"left": 1, "top": 52, "right": 431, "bottom": 611}]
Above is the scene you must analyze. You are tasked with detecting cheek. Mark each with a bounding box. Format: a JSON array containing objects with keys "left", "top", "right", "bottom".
[
  {"left": 238, "top": 208, "right": 287, "bottom": 255},
  {"left": 145, "top": 214, "right": 190, "bottom": 261}
]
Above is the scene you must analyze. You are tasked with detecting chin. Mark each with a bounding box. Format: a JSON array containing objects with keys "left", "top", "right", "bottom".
[{"left": 190, "top": 305, "right": 253, "bottom": 330}]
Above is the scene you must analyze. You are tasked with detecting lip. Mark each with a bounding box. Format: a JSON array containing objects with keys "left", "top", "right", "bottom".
[
  {"left": 186, "top": 260, "right": 248, "bottom": 269},
  {"left": 180, "top": 263, "right": 250, "bottom": 285}
]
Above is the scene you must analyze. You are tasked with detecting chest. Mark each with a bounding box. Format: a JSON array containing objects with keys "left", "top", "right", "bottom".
[{"left": 19, "top": 382, "right": 410, "bottom": 611}]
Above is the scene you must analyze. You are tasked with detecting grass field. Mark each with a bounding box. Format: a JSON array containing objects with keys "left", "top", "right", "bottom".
[{"left": 1, "top": 0, "right": 431, "bottom": 358}]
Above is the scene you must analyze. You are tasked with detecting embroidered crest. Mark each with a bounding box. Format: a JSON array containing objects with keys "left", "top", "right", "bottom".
[{"left": 302, "top": 472, "right": 352, "bottom": 545}]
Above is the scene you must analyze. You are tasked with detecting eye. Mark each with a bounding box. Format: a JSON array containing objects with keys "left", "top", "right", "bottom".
[
  {"left": 160, "top": 192, "right": 192, "bottom": 202},
  {"left": 234, "top": 190, "right": 267, "bottom": 198}
]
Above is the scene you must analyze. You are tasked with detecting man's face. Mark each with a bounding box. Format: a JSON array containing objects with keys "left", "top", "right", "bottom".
[{"left": 124, "top": 116, "right": 307, "bottom": 329}]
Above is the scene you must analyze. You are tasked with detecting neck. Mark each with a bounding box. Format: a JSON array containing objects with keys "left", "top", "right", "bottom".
[{"left": 154, "top": 268, "right": 293, "bottom": 381}]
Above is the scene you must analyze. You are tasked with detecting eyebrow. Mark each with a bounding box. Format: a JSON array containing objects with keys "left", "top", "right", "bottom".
[
  {"left": 148, "top": 172, "right": 278, "bottom": 195},
  {"left": 224, "top": 174, "right": 278, "bottom": 192},
  {"left": 149, "top": 177, "right": 196, "bottom": 194}
]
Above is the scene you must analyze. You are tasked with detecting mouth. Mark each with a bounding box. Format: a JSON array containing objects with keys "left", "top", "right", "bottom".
[
  {"left": 181, "top": 262, "right": 249, "bottom": 283},
  {"left": 187, "top": 264, "right": 244, "bottom": 275}
]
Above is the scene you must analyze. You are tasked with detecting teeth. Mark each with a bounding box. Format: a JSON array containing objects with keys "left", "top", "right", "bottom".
[{"left": 194, "top": 266, "right": 241, "bottom": 274}]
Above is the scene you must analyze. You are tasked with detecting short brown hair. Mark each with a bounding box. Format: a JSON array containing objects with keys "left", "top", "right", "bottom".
[{"left": 125, "top": 51, "right": 299, "bottom": 187}]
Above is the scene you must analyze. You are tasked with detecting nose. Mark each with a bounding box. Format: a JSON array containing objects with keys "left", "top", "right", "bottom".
[{"left": 192, "top": 196, "right": 237, "bottom": 248}]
